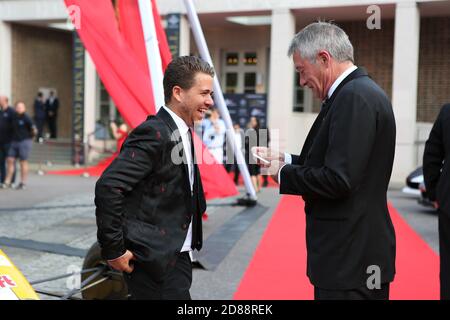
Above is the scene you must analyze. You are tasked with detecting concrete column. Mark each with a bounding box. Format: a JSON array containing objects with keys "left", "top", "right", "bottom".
[
  {"left": 179, "top": 14, "right": 190, "bottom": 56},
  {"left": 391, "top": 2, "right": 420, "bottom": 183},
  {"left": 267, "top": 8, "right": 295, "bottom": 152},
  {"left": 0, "top": 21, "right": 12, "bottom": 99},
  {"left": 84, "top": 52, "right": 97, "bottom": 161}
]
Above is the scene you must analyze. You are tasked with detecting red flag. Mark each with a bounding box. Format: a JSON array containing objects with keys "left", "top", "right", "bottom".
[
  {"left": 65, "top": 0, "right": 238, "bottom": 199},
  {"left": 65, "top": 0, "right": 154, "bottom": 127}
]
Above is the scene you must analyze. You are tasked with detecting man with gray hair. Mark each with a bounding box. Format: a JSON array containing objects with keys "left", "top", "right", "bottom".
[{"left": 254, "top": 22, "right": 396, "bottom": 299}]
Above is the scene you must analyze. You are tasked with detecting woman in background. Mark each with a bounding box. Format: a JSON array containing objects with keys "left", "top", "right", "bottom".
[{"left": 245, "top": 116, "right": 261, "bottom": 193}]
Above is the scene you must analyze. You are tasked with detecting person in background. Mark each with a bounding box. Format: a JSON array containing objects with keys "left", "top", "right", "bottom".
[
  {"left": 33, "top": 92, "right": 46, "bottom": 141},
  {"left": 226, "top": 123, "right": 244, "bottom": 185},
  {"left": 45, "top": 91, "right": 59, "bottom": 139},
  {"left": 0, "top": 95, "right": 15, "bottom": 184},
  {"left": 262, "top": 124, "right": 271, "bottom": 187},
  {"left": 2, "top": 101, "right": 37, "bottom": 190},
  {"left": 423, "top": 103, "right": 450, "bottom": 300},
  {"left": 202, "top": 107, "right": 226, "bottom": 164},
  {"left": 245, "top": 116, "right": 262, "bottom": 192},
  {"left": 110, "top": 120, "right": 130, "bottom": 153}
]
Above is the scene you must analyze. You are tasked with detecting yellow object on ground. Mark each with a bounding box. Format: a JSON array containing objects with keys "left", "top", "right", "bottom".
[{"left": 0, "top": 249, "right": 39, "bottom": 300}]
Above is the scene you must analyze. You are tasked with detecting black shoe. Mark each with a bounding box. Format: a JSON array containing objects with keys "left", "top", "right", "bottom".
[{"left": 15, "top": 183, "right": 26, "bottom": 190}]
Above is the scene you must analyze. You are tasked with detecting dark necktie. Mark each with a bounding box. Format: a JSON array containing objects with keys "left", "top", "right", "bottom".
[{"left": 188, "top": 128, "right": 201, "bottom": 250}]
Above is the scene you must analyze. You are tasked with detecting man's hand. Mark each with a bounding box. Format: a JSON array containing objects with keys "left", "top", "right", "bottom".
[
  {"left": 266, "top": 160, "right": 284, "bottom": 183},
  {"left": 107, "top": 250, "right": 136, "bottom": 273},
  {"left": 433, "top": 201, "right": 439, "bottom": 210},
  {"left": 251, "top": 147, "right": 284, "bottom": 167}
]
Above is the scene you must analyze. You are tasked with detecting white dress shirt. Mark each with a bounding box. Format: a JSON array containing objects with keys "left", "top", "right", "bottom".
[
  {"left": 163, "top": 106, "right": 194, "bottom": 252},
  {"left": 279, "top": 65, "right": 358, "bottom": 181}
]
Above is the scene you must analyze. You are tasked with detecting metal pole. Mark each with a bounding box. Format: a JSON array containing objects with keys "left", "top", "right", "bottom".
[
  {"left": 182, "top": 0, "right": 257, "bottom": 200},
  {"left": 138, "top": 0, "right": 165, "bottom": 112}
]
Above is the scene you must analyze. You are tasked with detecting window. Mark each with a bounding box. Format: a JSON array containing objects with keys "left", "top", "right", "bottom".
[
  {"left": 225, "top": 73, "right": 238, "bottom": 93},
  {"left": 226, "top": 53, "right": 239, "bottom": 66},
  {"left": 244, "top": 72, "right": 256, "bottom": 93},
  {"left": 244, "top": 52, "right": 257, "bottom": 65},
  {"left": 293, "top": 72, "right": 306, "bottom": 112}
]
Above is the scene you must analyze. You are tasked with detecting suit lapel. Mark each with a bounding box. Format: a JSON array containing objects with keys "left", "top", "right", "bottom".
[
  {"left": 156, "top": 107, "right": 191, "bottom": 194},
  {"left": 298, "top": 67, "right": 368, "bottom": 165}
]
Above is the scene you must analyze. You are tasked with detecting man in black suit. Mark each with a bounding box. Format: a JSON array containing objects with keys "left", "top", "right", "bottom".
[
  {"left": 95, "top": 56, "right": 214, "bottom": 299},
  {"left": 33, "top": 92, "right": 46, "bottom": 141},
  {"left": 45, "top": 91, "right": 59, "bottom": 139},
  {"left": 254, "top": 22, "right": 396, "bottom": 300},
  {"left": 0, "top": 95, "right": 15, "bottom": 184},
  {"left": 423, "top": 103, "right": 450, "bottom": 300}
]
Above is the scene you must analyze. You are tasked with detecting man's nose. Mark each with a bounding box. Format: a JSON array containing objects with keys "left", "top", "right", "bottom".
[
  {"left": 299, "top": 77, "right": 306, "bottom": 87},
  {"left": 206, "top": 96, "right": 214, "bottom": 107}
]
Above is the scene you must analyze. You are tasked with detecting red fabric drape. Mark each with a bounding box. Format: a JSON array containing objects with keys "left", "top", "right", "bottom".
[
  {"left": 65, "top": 0, "right": 238, "bottom": 199},
  {"left": 65, "top": 0, "right": 154, "bottom": 127}
]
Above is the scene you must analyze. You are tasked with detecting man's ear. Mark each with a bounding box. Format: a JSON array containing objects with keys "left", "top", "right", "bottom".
[
  {"left": 172, "top": 86, "right": 183, "bottom": 103},
  {"left": 317, "top": 50, "right": 331, "bottom": 67}
]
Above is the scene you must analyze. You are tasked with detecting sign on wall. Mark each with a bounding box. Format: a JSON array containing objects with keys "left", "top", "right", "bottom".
[
  {"left": 72, "top": 32, "right": 85, "bottom": 165},
  {"left": 223, "top": 93, "right": 268, "bottom": 129},
  {"left": 165, "top": 13, "right": 181, "bottom": 58}
]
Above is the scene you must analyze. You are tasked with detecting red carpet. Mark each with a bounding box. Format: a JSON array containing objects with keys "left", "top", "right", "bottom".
[
  {"left": 234, "top": 195, "right": 439, "bottom": 300},
  {"left": 46, "top": 155, "right": 115, "bottom": 177}
]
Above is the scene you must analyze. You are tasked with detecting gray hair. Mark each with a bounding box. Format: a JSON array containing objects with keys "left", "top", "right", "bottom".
[{"left": 287, "top": 21, "right": 354, "bottom": 64}]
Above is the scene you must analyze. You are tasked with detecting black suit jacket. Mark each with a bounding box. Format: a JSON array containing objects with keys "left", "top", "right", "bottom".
[
  {"left": 45, "top": 98, "right": 59, "bottom": 115},
  {"left": 280, "top": 68, "right": 397, "bottom": 290},
  {"left": 423, "top": 103, "right": 450, "bottom": 215},
  {"left": 95, "top": 107, "right": 206, "bottom": 279}
]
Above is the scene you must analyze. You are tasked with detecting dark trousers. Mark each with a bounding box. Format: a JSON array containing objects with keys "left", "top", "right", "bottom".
[
  {"left": 124, "top": 252, "right": 192, "bottom": 300},
  {"left": 47, "top": 115, "right": 57, "bottom": 138},
  {"left": 35, "top": 117, "right": 45, "bottom": 141},
  {"left": 0, "top": 143, "right": 9, "bottom": 183},
  {"left": 0, "top": 143, "right": 15, "bottom": 184},
  {"left": 439, "top": 212, "right": 450, "bottom": 300},
  {"left": 314, "top": 283, "right": 390, "bottom": 300}
]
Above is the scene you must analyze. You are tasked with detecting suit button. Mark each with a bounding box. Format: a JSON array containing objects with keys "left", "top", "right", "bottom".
[
  {"left": 182, "top": 224, "right": 187, "bottom": 230},
  {"left": 160, "top": 228, "right": 166, "bottom": 236}
]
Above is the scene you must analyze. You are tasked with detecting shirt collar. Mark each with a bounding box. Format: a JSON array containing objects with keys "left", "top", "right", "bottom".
[
  {"left": 163, "top": 106, "right": 189, "bottom": 135},
  {"left": 327, "top": 65, "right": 358, "bottom": 99}
]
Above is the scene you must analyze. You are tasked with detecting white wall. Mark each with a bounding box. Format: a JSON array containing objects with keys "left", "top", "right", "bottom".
[
  {"left": 0, "top": 21, "right": 12, "bottom": 98},
  {"left": 391, "top": 2, "right": 421, "bottom": 183}
]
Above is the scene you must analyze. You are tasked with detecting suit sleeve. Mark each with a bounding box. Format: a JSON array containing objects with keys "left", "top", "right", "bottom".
[
  {"left": 94, "top": 123, "right": 162, "bottom": 260},
  {"left": 280, "top": 92, "right": 376, "bottom": 199},
  {"left": 423, "top": 106, "right": 446, "bottom": 202}
]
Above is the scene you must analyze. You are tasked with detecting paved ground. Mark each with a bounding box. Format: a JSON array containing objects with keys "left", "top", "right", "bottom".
[{"left": 0, "top": 171, "right": 439, "bottom": 300}]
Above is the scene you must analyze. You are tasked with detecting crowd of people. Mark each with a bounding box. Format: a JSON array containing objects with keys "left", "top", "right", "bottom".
[
  {"left": 200, "top": 107, "right": 270, "bottom": 192},
  {"left": 33, "top": 91, "right": 59, "bottom": 141},
  {"left": 0, "top": 96, "right": 37, "bottom": 190},
  {"left": 0, "top": 91, "right": 58, "bottom": 190}
]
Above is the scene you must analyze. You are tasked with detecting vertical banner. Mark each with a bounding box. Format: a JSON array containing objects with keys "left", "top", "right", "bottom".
[
  {"left": 72, "top": 31, "right": 85, "bottom": 165},
  {"left": 165, "top": 13, "right": 181, "bottom": 58}
]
